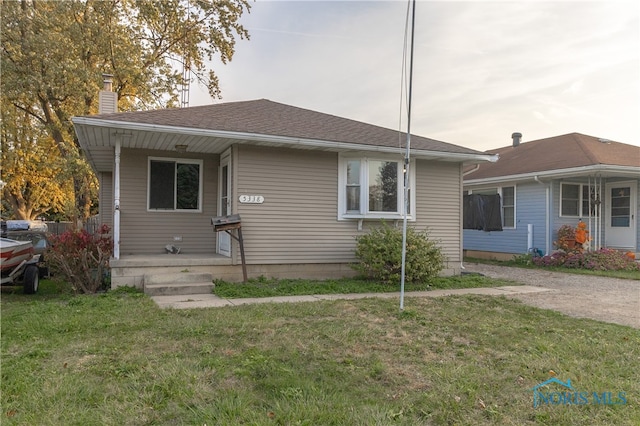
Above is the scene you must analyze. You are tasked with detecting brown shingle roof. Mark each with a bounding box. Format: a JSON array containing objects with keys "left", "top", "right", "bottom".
[
  {"left": 465, "top": 133, "right": 640, "bottom": 180},
  {"left": 91, "top": 98, "right": 484, "bottom": 156}
]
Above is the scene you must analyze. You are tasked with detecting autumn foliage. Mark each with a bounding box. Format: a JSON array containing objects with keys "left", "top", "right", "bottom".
[{"left": 48, "top": 225, "right": 113, "bottom": 294}]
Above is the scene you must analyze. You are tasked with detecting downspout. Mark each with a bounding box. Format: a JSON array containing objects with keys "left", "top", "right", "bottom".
[
  {"left": 460, "top": 163, "right": 481, "bottom": 271},
  {"left": 113, "top": 138, "right": 121, "bottom": 260},
  {"left": 463, "top": 163, "right": 480, "bottom": 177},
  {"left": 534, "top": 176, "right": 550, "bottom": 255}
]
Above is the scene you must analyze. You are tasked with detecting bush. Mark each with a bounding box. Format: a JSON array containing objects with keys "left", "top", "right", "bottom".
[
  {"left": 352, "top": 222, "right": 446, "bottom": 284},
  {"left": 533, "top": 248, "right": 639, "bottom": 271},
  {"left": 48, "top": 224, "right": 113, "bottom": 293}
]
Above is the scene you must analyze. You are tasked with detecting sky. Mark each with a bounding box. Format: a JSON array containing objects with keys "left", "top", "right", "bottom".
[{"left": 189, "top": 0, "right": 640, "bottom": 152}]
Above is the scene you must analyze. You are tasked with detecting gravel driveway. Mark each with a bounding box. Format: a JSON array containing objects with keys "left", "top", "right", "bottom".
[{"left": 463, "top": 263, "right": 640, "bottom": 329}]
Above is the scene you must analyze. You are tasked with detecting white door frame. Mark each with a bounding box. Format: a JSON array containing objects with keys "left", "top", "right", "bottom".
[
  {"left": 216, "top": 150, "right": 232, "bottom": 256},
  {"left": 604, "top": 180, "right": 637, "bottom": 250}
]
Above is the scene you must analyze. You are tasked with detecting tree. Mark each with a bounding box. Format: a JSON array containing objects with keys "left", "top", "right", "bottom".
[
  {"left": 1, "top": 0, "right": 250, "bottom": 222},
  {"left": 1, "top": 99, "right": 74, "bottom": 220}
]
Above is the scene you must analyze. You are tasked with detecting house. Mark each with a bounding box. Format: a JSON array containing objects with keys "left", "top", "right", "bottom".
[
  {"left": 72, "top": 95, "right": 496, "bottom": 291},
  {"left": 463, "top": 132, "right": 640, "bottom": 260}
]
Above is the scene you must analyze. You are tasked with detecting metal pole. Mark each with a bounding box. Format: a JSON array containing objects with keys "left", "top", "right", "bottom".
[
  {"left": 400, "top": 0, "right": 416, "bottom": 311},
  {"left": 113, "top": 138, "right": 121, "bottom": 260}
]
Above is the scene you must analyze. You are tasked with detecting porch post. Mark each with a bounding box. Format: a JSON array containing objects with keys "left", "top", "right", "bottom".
[{"left": 113, "top": 138, "right": 121, "bottom": 259}]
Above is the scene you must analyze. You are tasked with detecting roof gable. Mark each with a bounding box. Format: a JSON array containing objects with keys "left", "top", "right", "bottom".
[{"left": 465, "top": 133, "right": 640, "bottom": 181}]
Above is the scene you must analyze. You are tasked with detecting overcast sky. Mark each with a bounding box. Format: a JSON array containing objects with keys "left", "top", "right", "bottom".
[{"left": 190, "top": 0, "right": 640, "bottom": 151}]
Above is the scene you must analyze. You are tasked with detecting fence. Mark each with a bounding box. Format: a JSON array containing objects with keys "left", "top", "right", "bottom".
[{"left": 45, "top": 216, "right": 101, "bottom": 236}]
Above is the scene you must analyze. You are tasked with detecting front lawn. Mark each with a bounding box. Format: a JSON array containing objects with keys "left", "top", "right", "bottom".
[
  {"left": 2, "top": 281, "right": 639, "bottom": 425},
  {"left": 213, "top": 274, "right": 516, "bottom": 298}
]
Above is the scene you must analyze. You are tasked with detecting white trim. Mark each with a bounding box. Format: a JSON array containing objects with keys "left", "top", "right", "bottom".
[
  {"left": 559, "top": 182, "right": 598, "bottom": 218},
  {"left": 559, "top": 182, "right": 581, "bottom": 218},
  {"left": 147, "top": 156, "right": 203, "bottom": 212},
  {"left": 337, "top": 153, "right": 416, "bottom": 221},
  {"left": 217, "top": 149, "right": 232, "bottom": 257},
  {"left": 465, "top": 164, "right": 640, "bottom": 186},
  {"left": 604, "top": 180, "right": 637, "bottom": 249},
  {"left": 467, "top": 185, "right": 516, "bottom": 229},
  {"left": 113, "top": 139, "right": 121, "bottom": 260},
  {"left": 72, "top": 117, "right": 497, "bottom": 163}
]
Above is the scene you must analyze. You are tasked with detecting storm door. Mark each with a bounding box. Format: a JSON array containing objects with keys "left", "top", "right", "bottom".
[
  {"left": 605, "top": 181, "right": 636, "bottom": 249},
  {"left": 217, "top": 151, "right": 232, "bottom": 256}
]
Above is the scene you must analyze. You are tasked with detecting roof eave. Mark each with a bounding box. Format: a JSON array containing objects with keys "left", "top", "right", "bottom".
[
  {"left": 464, "top": 164, "right": 640, "bottom": 186},
  {"left": 72, "top": 117, "right": 496, "bottom": 164}
]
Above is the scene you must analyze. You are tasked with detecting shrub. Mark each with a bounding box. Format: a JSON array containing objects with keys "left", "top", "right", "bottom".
[
  {"left": 48, "top": 224, "right": 113, "bottom": 293},
  {"left": 533, "top": 248, "right": 639, "bottom": 271},
  {"left": 352, "top": 222, "right": 446, "bottom": 284}
]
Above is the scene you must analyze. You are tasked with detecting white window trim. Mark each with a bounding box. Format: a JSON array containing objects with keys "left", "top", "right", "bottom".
[
  {"left": 501, "top": 186, "right": 516, "bottom": 229},
  {"left": 337, "top": 153, "right": 416, "bottom": 221},
  {"left": 559, "top": 182, "right": 587, "bottom": 218},
  {"left": 467, "top": 185, "right": 516, "bottom": 229},
  {"left": 147, "top": 156, "right": 203, "bottom": 212}
]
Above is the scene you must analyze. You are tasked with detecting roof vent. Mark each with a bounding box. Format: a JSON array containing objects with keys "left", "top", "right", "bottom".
[
  {"left": 511, "top": 132, "right": 522, "bottom": 147},
  {"left": 598, "top": 138, "right": 611, "bottom": 144}
]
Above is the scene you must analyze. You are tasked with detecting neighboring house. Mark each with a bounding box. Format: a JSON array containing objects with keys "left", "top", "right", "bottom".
[
  {"left": 463, "top": 132, "right": 640, "bottom": 260},
  {"left": 72, "top": 96, "right": 495, "bottom": 289}
]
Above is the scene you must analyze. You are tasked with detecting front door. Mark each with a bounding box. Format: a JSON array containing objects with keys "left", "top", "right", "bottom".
[
  {"left": 605, "top": 181, "right": 637, "bottom": 249},
  {"left": 217, "top": 151, "right": 232, "bottom": 256}
]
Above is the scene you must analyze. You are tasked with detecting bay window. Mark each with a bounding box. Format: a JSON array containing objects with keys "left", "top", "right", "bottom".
[{"left": 339, "top": 154, "right": 415, "bottom": 220}]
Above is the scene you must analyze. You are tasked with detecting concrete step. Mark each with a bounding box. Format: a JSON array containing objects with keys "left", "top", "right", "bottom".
[{"left": 144, "top": 272, "right": 214, "bottom": 296}]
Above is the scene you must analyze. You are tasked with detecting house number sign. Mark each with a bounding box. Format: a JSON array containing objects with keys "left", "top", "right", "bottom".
[{"left": 239, "top": 195, "right": 264, "bottom": 204}]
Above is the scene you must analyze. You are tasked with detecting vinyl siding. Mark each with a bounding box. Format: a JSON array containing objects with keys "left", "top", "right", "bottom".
[
  {"left": 113, "top": 144, "right": 467, "bottom": 262},
  {"left": 415, "top": 160, "right": 463, "bottom": 264},
  {"left": 552, "top": 177, "right": 640, "bottom": 252},
  {"left": 234, "top": 146, "right": 464, "bottom": 265},
  {"left": 118, "top": 148, "right": 219, "bottom": 255},
  {"left": 235, "top": 145, "right": 355, "bottom": 264},
  {"left": 99, "top": 172, "right": 113, "bottom": 230},
  {"left": 463, "top": 183, "right": 547, "bottom": 255}
]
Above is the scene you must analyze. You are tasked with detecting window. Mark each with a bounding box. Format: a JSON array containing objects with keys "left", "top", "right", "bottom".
[
  {"left": 148, "top": 158, "right": 202, "bottom": 211},
  {"left": 502, "top": 186, "right": 515, "bottom": 228},
  {"left": 561, "top": 183, "right": 594, "bottom": 217},
  {"left": 338, "top": 155, "right": 415, "bottom": 220},
  {"left": 466, "top": 186, "right": 515, "bottom": 228},
  {"left": 610, "top": 186, "right": 631, "bottom": 227}
]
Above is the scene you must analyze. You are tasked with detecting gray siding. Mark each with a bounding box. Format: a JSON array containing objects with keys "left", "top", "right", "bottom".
[
  {"left": 464, "top": 182, "right": 547, "bottom": 255},
  {"left": 118, "top": 148, "right": 219, "bottom": 255},
  {"left": 415, "top": 160, "right": 463, "bottom": 264},
  {"left": 235, "top": 145, "right": 355, "bottom": 264},
  {"left": 235, "top": 146, "right": 463, "bottom": 266},
  {"left": 99, "top": 171, "right": 113, "bottom": 230},
  {"left": 112, "top": 144, "right": 467, "bottom": 264}
]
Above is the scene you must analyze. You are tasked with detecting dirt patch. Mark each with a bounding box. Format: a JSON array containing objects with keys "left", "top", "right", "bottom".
[{"left": 463, "top": 263, "right": 640, "bottom": 328}]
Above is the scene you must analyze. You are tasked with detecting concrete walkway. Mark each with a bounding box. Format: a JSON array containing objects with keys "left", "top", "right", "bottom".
[{"left": 151, "top": 285, "right": 550, "bottom": 309}]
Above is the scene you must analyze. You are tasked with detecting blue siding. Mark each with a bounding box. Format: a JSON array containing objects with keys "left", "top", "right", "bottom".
[
  {"left": 551, "top": 178, "right": 640, "bottom": 252},
  {"left": 464, "top": 183, "right": 547, "bottom": 254}
]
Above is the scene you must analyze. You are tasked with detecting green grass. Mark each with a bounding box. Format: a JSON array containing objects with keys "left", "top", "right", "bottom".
[
  {"left": 465, "top": 256, "right": 640, "bottom": 280},
  {"left": 214, "top": 274, "right": 516, "bottom": 298},
  {"left": 2, "top": 280, "right": 639, "bottom": 425}
]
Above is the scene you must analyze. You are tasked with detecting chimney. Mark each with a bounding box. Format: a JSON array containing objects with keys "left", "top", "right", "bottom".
[
  {"left": 511, "top": 132, "right": 522, "bottom": 147},
  {"left": 98, "top": 73, "right": 118, "bottom": 114}
]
